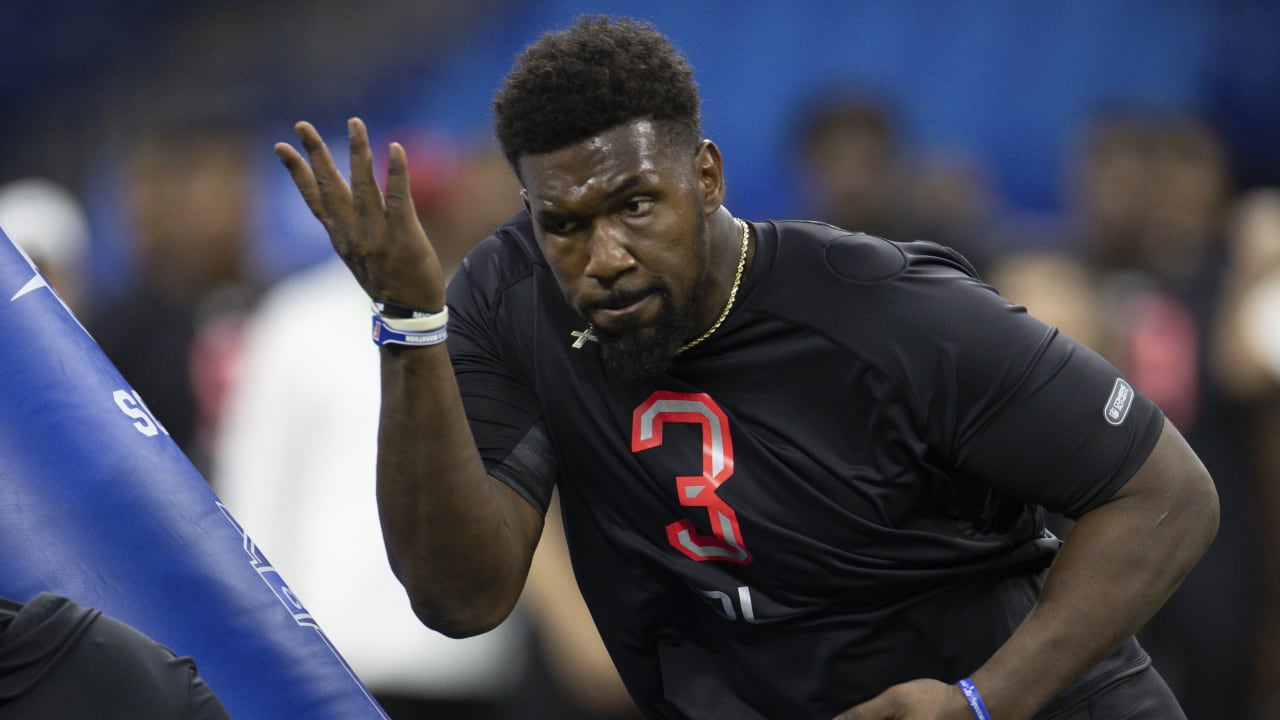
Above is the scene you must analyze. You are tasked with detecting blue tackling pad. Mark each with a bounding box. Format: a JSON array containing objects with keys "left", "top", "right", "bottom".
[{"left": 0, "top": 228, "right": 388, "bottom": 719}]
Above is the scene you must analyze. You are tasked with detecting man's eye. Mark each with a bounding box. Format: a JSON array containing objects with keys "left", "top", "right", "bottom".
[
  {"left": 547, "top": 219, "right": 580, "bottom": 234},
  {"left": 624, "top": 198, "right": 654, "bottom": 215}
]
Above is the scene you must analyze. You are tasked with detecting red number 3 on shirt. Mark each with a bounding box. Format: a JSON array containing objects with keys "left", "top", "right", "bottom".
[{"left": 632, "top": 390, "right": 752, "bottom": 565}]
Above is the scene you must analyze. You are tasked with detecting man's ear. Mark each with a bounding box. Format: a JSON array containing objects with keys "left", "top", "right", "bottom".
[
  {"left": 694, "top": 140, "right": 726, "bottom": 214},
  {"left": 521, "top": 188, "right": 531, "bottom": 213}
]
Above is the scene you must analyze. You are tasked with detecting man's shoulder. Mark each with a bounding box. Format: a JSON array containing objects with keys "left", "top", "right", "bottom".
[
  {"left": 769, "top": 220, "right": 980, "bottom": 282},
  {"left": 752, "top": 219, "right": 1001, "bottom": 364},
  {"left": 759, "top": 221, "right": 985, "bottom": 327},
  {"left": 448, "top": 210, "right": 554, "bottom": 328},
  {"left": 457, "top": 210, "right": 542, "bottom": 288}
]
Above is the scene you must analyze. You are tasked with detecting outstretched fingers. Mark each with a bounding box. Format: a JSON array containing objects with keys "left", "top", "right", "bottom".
[
  {"left": 294, "top": 121, "right": 354, "bottom": 238},
  {"left": 275, "top": 119, "right": 442, "bottom": 307},
  {"left": 347, "top": 117, "right": 386, "bottom": 244},
  {"left": 273, "top": 141, "right": 327, "bottom": 221},
  {"left": 385, "top": 142, "right": 419, "bottom": 235}
]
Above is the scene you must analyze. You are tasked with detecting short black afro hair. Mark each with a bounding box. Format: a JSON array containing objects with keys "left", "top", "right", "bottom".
[{"left": 492, "top": 15, "right": 702, "bottom": 170}]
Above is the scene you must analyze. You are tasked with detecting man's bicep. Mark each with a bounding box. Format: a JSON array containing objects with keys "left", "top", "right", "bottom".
[{"left": 1106, "top": 414, "right": 1215, "bottom": 509}]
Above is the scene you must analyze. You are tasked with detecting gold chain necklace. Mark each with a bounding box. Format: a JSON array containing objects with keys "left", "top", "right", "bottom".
[{"left": 678, "top": 218, "right": 750, "bottom": 354}]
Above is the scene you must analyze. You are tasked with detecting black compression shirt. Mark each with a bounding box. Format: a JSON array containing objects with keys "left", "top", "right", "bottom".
[{"left": 445, "top": 213, "right": 1164, "bottom": 718}]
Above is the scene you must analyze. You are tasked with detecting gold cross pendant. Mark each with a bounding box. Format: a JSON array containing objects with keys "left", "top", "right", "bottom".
[{"left": 570, "top": 325, "right": 599, "bottom": 349}]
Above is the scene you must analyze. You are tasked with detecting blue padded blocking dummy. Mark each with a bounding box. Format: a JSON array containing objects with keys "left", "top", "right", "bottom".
[{"left": 0, "top": 228, "right": 388, "bottom": 719}]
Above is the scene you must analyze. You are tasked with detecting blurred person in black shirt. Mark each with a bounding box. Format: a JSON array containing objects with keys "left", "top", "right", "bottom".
[{"left": 90, "top": 124, "right": 258, "bottom": 474}]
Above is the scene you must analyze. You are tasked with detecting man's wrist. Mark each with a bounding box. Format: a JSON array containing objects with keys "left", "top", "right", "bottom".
[
  {"left": 957, "top": 678, "right": 993, "bottom": 720},
  {"left": 371, "top": 305, "right": 449, "bottom": 347},
  {"left": 371, "top": 297, "right": 444, "bottom": 319}
]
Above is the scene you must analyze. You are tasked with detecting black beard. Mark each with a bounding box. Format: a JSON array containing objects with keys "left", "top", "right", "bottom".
[{"left": 596, "top": 283, "right": 699, "bottom": 380}]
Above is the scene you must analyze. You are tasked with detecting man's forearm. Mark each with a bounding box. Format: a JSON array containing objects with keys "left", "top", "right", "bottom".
[
  {"left": 972, "top": 420, "right": 1219, "bottom": 719},
  {"left": 376, "top": 344, "right": 542, "bottom": 637}
]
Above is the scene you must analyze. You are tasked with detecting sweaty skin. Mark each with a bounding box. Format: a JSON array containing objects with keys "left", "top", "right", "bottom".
[{"left": 520, "top": 119, "right": 748, "bottom": 354}]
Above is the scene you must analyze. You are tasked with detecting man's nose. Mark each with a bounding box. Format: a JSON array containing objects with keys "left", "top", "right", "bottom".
[{"left": 583, "top": 221, "right": 636, "bottom": 282}]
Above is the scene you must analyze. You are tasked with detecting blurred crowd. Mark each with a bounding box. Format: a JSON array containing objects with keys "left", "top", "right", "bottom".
[{"left": 1, "top": 4, "right": 1278, "bottom": 720}]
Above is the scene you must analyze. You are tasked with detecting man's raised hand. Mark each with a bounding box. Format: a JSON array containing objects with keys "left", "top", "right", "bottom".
[{"left": 273, "top": 118, "right": 447, "bottom": 311}]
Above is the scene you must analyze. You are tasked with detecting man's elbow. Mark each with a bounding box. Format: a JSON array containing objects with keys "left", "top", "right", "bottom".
[
  {"left": 403, "top": 584, "right": 518, "bottom": 639},
  {"left": 1180, "top": 462, "right": 1220, "bottom": 556},
  {"left": 1141, "top": 419, "right": 1220, "bottom": 557}
]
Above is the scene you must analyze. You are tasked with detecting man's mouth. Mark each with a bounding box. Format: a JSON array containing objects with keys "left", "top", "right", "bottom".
[{"left": 584, "top": 290, "right": 659, "bottom": 331}]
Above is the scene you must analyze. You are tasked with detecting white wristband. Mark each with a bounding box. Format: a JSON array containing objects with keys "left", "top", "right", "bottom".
[
  {"left": 371, "top": 304, "right": 448, "bottom": 332},
  {"left": 371, "top": 310, "right": 448, "bottom": 348}
]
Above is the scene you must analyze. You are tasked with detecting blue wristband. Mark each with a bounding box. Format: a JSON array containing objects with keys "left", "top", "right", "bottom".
[
  {"left": 371, "top": 314, "right": 448, "bottom": 347},
  {"left": 957, "top": 677, "right": 993, "bottom": 720}
]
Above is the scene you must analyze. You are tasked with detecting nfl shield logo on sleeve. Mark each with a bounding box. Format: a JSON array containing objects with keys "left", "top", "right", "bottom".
[{"left": 1104, "top": 378, "right": 1135, "bottom": 426}]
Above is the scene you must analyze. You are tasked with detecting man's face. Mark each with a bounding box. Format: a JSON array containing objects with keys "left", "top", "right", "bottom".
[{"left": 520, "top": 119, "right": 714, "bottom": 379}]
